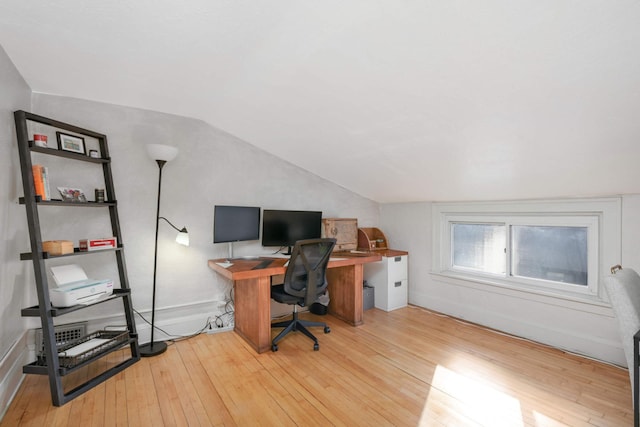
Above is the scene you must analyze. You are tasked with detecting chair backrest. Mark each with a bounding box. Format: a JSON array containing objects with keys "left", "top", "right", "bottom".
[{"left": 283, "top": 238, "right": 336, "bottom": 307}]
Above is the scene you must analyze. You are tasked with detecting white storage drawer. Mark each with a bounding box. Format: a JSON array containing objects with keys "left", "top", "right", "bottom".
[
  {"left": 387, "top": 279, "right": 408, "bottom": 311},
  {"left": 364, "top": 253, "right": 409, "bottom": 312},
  {"left": 388, "top": 255, "right": 408, "bottom": 281}
]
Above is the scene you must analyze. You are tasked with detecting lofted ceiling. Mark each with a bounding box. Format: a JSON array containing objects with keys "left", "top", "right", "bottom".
[{"left": 1, "top": 1, "right": 640, "bottom": 203}]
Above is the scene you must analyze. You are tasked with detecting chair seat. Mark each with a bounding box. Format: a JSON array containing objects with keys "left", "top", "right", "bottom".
[{"left": 271, "top": 284, "right": 304, "bottom": 306}]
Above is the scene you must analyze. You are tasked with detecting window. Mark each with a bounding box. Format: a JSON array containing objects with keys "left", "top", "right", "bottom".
[
  {"left": 452, "top": 223, "right": 505, "bottom": 275},
  {"left": 450, "top": 221, "right": 591, "bottom": 290},
  {"left": 433, "top": 198, "right": 621, "bottom": 303},
  {"left": 511, "top": 225, "right": 587, "bottom": 286}
]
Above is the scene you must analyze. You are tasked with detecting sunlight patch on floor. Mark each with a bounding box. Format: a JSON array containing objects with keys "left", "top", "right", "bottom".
[
  {"left": 420, "top": 364, "right": 525, "bottom": 427},
  {"left": 532, "top": 410, "right": 566, "bottom": 427}
]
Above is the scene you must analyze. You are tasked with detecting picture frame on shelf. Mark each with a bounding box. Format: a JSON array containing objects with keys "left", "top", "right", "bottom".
[
  {"left": 56, "top": 132, "right": 86, "bottom": 154},
  {"left": 57, "top": 186, "right": 87, "bottom": 202}
]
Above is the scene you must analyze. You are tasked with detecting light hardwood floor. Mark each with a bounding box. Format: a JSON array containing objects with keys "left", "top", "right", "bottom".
[{"left": 1, "top": 306, "right": 632, "bottom": 426}]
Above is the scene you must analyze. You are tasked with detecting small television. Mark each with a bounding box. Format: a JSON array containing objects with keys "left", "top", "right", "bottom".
[
  {"left": 213, "top": 205, "right": 261, "bottom": 244},
  {"left": 262, "top": 209, "right": 322, "bottom": 254}
]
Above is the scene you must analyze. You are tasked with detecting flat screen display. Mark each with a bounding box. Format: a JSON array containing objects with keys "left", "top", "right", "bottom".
[
  {"left": 261, "top": 209, "right": 322, "bottom": 250},
  {"left": 213, "top": 205, "right": 261, "bottom": 243}
]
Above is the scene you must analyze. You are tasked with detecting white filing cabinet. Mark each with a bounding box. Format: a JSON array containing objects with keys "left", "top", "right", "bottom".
[{"left": 364, "top": 252, "right": 408, "bottom": 311}]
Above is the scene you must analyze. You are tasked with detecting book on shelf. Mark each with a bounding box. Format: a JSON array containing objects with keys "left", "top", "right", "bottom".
[
  {"left": 41, "top": 166, "right": 50, "bottom": 200},
  {"left": 31, "top": 164, "right": 50, "bottom": 201}
]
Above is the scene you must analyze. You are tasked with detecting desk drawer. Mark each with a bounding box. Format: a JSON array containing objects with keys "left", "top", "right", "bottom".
[
  {"left": 386, "top": 279, "right": 408, "bottom": 311},
  {"left": 387, "top": 255, "right": 408, "bottom": 281}
]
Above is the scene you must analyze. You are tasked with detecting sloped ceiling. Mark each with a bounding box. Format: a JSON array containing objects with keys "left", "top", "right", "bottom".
[{"left": 1, "top": 1, "right": 639, "bottom": 203}]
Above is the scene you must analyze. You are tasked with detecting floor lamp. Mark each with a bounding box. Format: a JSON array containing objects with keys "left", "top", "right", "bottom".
[{"left": 140, "top": 143, "right": 189, "bottom": 357}]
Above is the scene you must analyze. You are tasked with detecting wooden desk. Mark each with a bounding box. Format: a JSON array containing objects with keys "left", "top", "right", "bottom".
[{"left": 208, "top": 252, "right": 382, "bottom": 353}]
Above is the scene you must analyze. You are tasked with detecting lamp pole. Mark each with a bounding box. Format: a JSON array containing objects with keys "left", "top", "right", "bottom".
[{"left": 140, "top": 159, "right": 168, "bottom": 357}]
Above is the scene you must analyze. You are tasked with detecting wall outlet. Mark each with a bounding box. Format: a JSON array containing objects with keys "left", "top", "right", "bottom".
[{"left": 207, "top": 325, "right": 233, "bottom": 335}]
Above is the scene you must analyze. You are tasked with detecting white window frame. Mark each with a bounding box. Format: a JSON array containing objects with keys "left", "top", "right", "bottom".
[{"left": 432, "top": 198, "right": 621, "bottom": 305}]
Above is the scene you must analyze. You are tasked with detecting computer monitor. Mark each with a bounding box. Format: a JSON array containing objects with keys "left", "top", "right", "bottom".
[
  {"left": 214, "top": 205, "right": 261, "bottom": 258},
  {"left": 262, "top": 209, "right": 322, "bottom": 254}
]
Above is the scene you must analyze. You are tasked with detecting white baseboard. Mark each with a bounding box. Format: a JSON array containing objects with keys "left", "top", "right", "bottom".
[
  {"left": 207, "top": 325, "right": 234, "bottom": 334},
  {"left": 0, "top": 332, "right": 29, "bottom": 422},
  {"left": 410, "top": 287, "right": 625, "bottom": 367}
]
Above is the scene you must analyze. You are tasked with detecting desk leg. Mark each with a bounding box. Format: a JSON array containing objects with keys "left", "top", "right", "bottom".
[
  {"left": 327, "top": 264, "right": 364, "bottom": 326},
  {"left": 234, "top": 276, "right": 272, "bottom": 353}
]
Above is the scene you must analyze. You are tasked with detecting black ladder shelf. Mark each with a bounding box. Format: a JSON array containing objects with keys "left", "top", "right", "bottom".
[{"left": 14, "top": 110, "right": 140, "bottom": 406}]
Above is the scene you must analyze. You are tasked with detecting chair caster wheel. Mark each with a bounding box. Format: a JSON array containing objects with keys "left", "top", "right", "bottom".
[
  {"left": 314, "top": 343, "right": 319, "bottom": 351},
  {"left": 272, "top": 344, "right": 278, "bottom": 352},
  {"left": 324, "top": 326, "right": 330, "bottom": 333}
]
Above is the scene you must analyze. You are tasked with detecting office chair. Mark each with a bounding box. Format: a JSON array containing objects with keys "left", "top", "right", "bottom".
[
  {"left": 270, "top": 238, "right": 336, "bottom": 351},
  {"left": 604, "top": 265, "right": 640, "bottom": 426}
]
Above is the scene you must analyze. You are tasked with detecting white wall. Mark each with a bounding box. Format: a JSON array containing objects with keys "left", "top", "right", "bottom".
[
  {"left": 380, "top": 197, "right": 640, "bottom": 366},
  {"left": 0, "top": 45, "right": 32, "bottom": 418},
  {"left": 26, "top": 94, "right": 380, "bottom": 341}
]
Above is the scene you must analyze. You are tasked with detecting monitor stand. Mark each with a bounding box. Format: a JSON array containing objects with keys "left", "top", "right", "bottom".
[{"left": 227, "top": 242, "right": 234, "bottom": 260}]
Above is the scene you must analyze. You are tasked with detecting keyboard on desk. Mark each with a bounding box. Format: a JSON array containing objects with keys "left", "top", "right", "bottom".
[{"left": 251, "top": 259, "right": 274, "bottom": 270}]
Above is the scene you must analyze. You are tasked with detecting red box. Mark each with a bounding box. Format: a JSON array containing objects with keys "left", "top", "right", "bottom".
[{"left": 79, "top": 237, "right": 117, "bottom": 251}]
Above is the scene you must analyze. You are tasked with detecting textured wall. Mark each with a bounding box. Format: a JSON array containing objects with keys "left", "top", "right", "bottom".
[
  {"left": 0, "top": 46, "right": 32, "bottom": 361},
  {"left": 0, "top": 44, "right": 33, "bottom": 417}
]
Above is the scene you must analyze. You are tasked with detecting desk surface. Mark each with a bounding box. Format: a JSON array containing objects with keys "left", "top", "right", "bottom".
[{"left": 208, "top": 251, "right": 383, "bottom": 281}]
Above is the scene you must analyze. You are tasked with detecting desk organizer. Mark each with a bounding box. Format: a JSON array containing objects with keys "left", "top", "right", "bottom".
[{"left": 357, "top": 227, "right": 389, "bottom": 251}]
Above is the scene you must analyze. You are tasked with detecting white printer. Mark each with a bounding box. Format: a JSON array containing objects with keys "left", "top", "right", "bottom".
[{"left": 49, "top": 264, "right": 114, "bottom": 307}]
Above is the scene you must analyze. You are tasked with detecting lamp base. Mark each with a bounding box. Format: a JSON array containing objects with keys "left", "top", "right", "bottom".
[{"left": 139, "top": 341, "right": 168, "bottom": 357}]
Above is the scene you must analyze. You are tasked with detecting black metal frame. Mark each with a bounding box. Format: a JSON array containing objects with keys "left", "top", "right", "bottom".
[{"left": 14, "top": 110, "right": 140, "bottom": 406}]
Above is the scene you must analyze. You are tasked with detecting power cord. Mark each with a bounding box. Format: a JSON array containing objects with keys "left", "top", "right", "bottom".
[
  {"left": 272, "top": 246, "right": 288, "bottom": 255},
  {"left": 132, "top": 280, "right": 235, "bottom": 341},
  {"left": 211, "top": 287, "right": 235, "bottom": 329},
  {"left": 133, "top": 308, "right": 216, "bottom": 346}
]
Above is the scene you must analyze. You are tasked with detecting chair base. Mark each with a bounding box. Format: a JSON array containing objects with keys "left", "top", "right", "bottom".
[{"left": 271, "top": 310, "right": 330, "bottom": 351}]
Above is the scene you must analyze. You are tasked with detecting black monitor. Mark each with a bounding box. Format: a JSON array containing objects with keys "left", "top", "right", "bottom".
[
  {"left": 213, "top": 205, "right": 261, "bottom": 244},
  {"left": 262, "top": 209, "right": 322, "bottom": 254}
]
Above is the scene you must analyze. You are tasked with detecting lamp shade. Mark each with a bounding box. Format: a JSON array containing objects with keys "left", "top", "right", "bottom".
[
  {"left": 176, "top": 228, "right": 189, "bottom": 246},
  {"left": 146, "top": 144, "right": 179, "bottom": 162}
]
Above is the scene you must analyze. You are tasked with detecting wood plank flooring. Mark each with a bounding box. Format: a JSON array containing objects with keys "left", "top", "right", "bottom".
[{"left": 1, "top": 306, "right": 632, "bottom": 426}]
